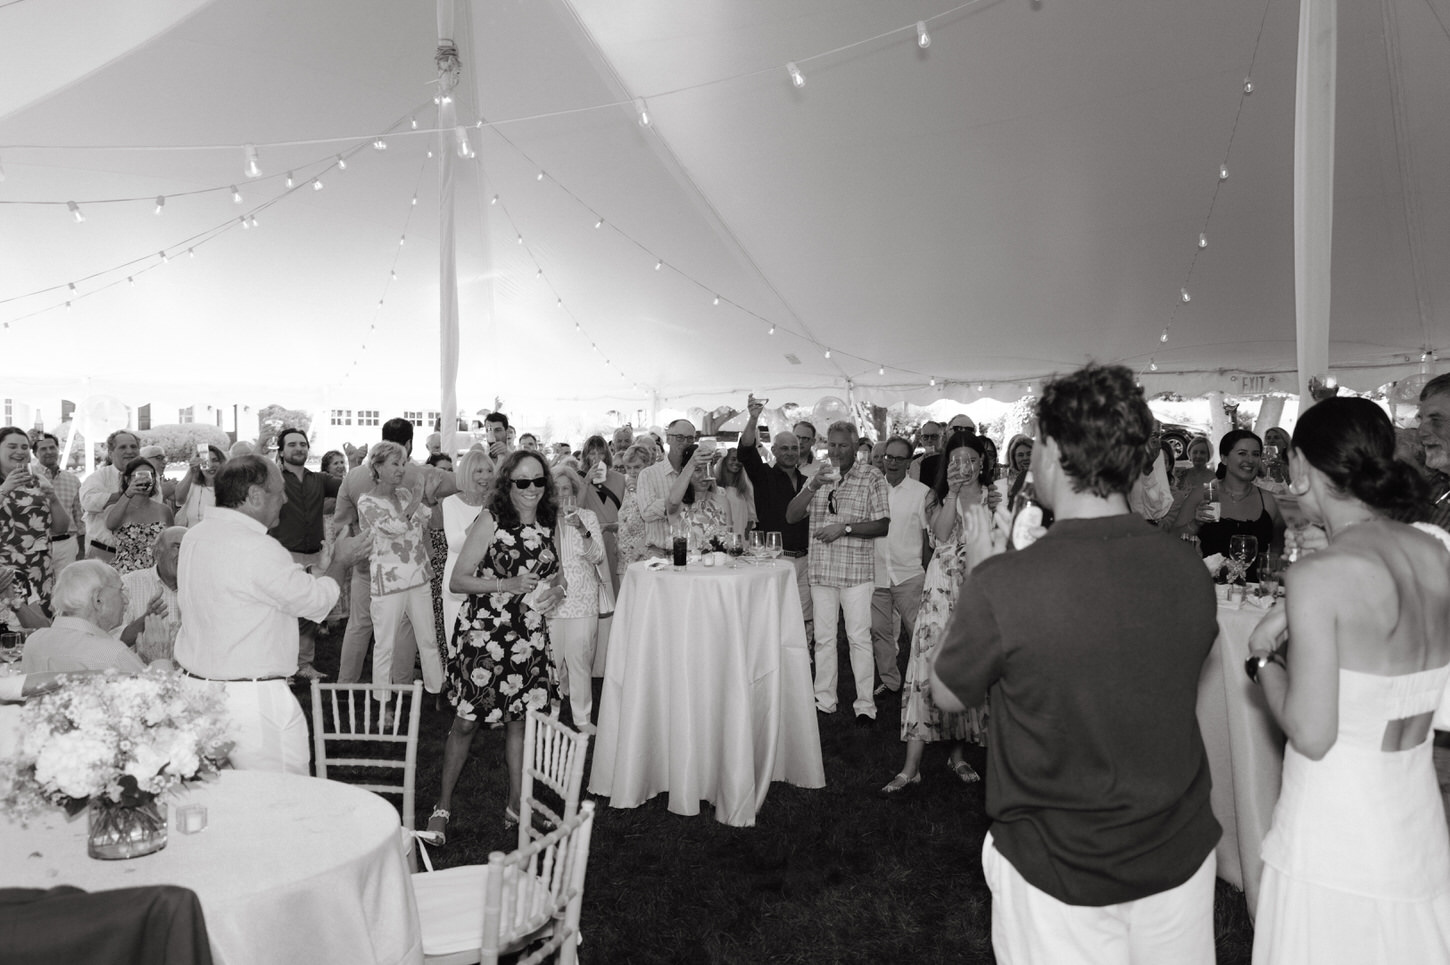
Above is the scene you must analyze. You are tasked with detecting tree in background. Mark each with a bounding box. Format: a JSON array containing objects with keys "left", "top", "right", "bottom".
[
  {"left": 139, "top": 424, "right": 232, "bottom": 466},
  {"left": 256, "top": 405, "right": 313, "bottom": 455}
]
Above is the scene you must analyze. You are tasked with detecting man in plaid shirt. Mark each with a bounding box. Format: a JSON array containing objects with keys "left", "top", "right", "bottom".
[
  {"left": 32, "top": 433, "right": 84, "bottom": 576},
  {"left": 787, "top": 421, "right": 890, "bottom": 724},
  {"left": 1419, "top": 374, "right": 1450, "bottom": 531}
]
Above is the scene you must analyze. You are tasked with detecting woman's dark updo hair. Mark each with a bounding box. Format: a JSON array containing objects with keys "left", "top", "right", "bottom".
[
  {"left": 932, "top": 432, "right": 987, "bottom": 505},
  {"left": 1214, "top": 429, "right": 1262, "bottom": 481},
  {"left": 1292, "top": 397, "right": 1427, "bottom": 522}
]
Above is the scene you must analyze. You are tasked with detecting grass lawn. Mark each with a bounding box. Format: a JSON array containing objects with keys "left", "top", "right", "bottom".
[{"left": 308, "top": 623, "right": 1254, "bottom": 964}]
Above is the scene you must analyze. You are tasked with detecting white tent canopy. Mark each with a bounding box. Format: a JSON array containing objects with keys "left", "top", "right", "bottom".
[{"left": 2, "top": 0, "right": 1445, "bottom": 418}]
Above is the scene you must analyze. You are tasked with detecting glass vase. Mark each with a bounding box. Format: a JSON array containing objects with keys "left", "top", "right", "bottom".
[{"left": 87, "top": 797, "right": 169, "bottom": 860}]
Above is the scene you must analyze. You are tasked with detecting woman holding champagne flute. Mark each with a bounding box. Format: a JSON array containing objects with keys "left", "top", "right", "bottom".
[{"left": 1170, "top": 429, "right": 1282, "bottom": 580}]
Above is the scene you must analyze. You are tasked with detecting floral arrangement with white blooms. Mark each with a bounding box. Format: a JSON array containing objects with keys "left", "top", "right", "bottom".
[{"left": 1, "top": 667, "right": 233, "bottom": 818}]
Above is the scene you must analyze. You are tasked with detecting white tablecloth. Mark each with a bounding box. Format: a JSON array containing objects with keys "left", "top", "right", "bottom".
[
  {"left": 0, "top": 770, "right": 423, "bottom": 965},
  {"left": 1196, "top": 599, "right": 1284, "bottom": 919},
  {"left": 588, "top": 559, "right": 825, "bottom": 826}
]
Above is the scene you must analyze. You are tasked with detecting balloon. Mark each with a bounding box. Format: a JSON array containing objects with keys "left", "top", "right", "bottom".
[{"left": 812, "top": 396, "right": 852, "bottom": 428}]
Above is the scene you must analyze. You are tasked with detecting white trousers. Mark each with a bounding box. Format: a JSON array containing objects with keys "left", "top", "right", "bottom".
[
  {"left": 210, "top": 679, "right": 310, "bottom": 775},
  {"left": 49, "top": 537, "right": 80, "bottom": 578},
  {"left": 791, "top": 555, "right": 813, "bottom": 622},
  {"left": 550, "top": 614, "right": 597, "bottom": 727},
  {"left": 982, "top": 831, "right": 1216, "bottom": 965},
  {"left": 810, "top": 582, "right": 875, "bottom": 717},
  {"left": 370, "top": 583, "right": 443, "bottom": 695}
]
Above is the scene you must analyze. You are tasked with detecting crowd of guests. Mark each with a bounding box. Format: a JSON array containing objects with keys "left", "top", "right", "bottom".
[{"left": 5, "top": 369, "right": 1450, "bottom": 963}]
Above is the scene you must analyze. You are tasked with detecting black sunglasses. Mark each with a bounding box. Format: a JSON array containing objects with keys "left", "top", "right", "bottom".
[{"left": 510, "top": 477, "right": 547, "bottom": 489}]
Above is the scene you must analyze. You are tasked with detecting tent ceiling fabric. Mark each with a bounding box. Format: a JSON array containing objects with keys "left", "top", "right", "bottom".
[{"left": 1, "top": 0, "right": 1445, "bottom": 414}]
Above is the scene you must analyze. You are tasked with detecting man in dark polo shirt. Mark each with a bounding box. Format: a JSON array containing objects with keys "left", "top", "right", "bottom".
[
  {"left": 932, "top": 363, "right": 1219, "bottom": 964},
  {"left": 738, "top": 395, "right": 812, "bottom": 631},
  {"left": 267, "top": 426, "right": 341, "bottom": 680}
]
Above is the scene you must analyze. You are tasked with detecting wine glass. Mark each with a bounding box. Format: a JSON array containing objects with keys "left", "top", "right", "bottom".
[
  {"left": 1228, "top": 535, "right": 1258, "bottom": 584},
  {"left": 765, "top": 531, "right": 783, "bottom": 563},
  {"left": 0, "top": 632, "right": 23, "bottom": 666},
  {"left": 723, "top": 532, "right": 744, "bottom": 567},
  {"left": 747, "top": 531, "right": 766, "bottom": 565}
]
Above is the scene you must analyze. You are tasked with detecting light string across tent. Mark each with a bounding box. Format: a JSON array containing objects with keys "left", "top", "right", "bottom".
[{"left": 1130, "top": 0, "right": 1275, "bottom": 382}]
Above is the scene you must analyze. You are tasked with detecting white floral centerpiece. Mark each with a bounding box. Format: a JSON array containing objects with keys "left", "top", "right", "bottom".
[{"left": 1, "top": 667, "right": 232, "bottom": 858}]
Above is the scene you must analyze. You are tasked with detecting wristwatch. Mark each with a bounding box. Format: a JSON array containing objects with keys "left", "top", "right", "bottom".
[
  {"left": 844, "top": 524, "right": 853, "bottom": 536},
  {"left": 1244, "top": 650, "right": 1283, "bottom": 683}
]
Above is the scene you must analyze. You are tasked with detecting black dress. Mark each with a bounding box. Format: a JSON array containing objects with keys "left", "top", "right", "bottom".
[{"left": 1198, "top": 487, "right": 1274, "bottom": 581}]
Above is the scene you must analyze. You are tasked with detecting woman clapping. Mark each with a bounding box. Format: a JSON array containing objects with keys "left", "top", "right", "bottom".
[{"left": 1248, "top": 398, "right": 1450, "bottom": 963}]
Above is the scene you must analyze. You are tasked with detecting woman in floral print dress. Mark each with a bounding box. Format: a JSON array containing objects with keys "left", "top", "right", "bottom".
[
  {"left": 424, "top": 450, "right": 566, "bottom": 843},
  {"left": 1, "top": 426, "right": 71, "bottom": 628}
]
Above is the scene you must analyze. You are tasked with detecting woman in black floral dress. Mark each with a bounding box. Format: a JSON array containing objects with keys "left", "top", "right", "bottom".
[
  {"left": 1, "top": 426, "right": 71, "bottom": 628},
  {"left": 424, "top": 450, "right": 566, "bottom": 843}
]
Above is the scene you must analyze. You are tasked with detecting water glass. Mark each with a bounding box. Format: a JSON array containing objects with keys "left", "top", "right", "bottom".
[
  {"left": 0, "top": 632, "right": 22, "bottom": 665},
  {"left": 1202, "top": 482, "right": 1221, "bottom": 522},
  {"left": 765, "top": 531, "right": 783, "bottom": 562}
]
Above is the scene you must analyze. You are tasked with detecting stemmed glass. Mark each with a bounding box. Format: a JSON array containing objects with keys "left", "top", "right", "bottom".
[
  {"left": 1228, "top": 535, "right": 1258, "bottom": 585},
  {"left": 723, "top": 532, "right": 744, "bottom": 567},
  {"left": 747, "top": 531, "right": 766, "bottom": 566},
  {"left": 765, "top": 531, "right": 783, "bottom": 564},
  {"left": 0, "top": 632, "right": 23, "bottom": 666}
]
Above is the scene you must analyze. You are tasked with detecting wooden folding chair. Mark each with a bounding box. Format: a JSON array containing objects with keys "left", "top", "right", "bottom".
[
  {"left": 412, "top": 801, "right": 596, "bottom": 965},
  {"left": 309, "top": 680, "right": 426, "bottom": 868},
  {"left": 517, "top": 709, "right": 589, "bottom": 848}
]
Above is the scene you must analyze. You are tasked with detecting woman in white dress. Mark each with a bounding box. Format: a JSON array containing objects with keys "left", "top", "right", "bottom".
[
  {"left": 1248, "top": 397, "right": 1450, "bottom": 964},
  {"left": 549, "top": 467, "right": 605, "bottom": 732},
  {"left": 439, "top": 448, "right": 493, "bottom": 638}
]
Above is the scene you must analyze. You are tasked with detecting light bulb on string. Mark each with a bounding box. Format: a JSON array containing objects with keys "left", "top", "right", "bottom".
[
  {"left": 595, "top": 218, "right": 604, "bottom": 229},
  {"left": 535, "top": 268, "right": 543, "bottom": 278},
  {"left": 336, "top": 155, "right": 346, "bottom": 171},
  {"left": 68, "top": 283, "right": 76, "bottom": 293},
  {"left": 249, "top": 215, "right": 258, "bottom": 228},
  {"left": 231, "top": 186, "right": 242, "bottom": 204},
  {"left": 426, "top": 150, "right": 433, "bottom": 159},
  {"left": 411, "top": 195, "right": 417, "bottom": 206},
  {"left": 313, "top": 179, "right": 323, "bottom": 191},
  {"left": 916, "top": 21, "right": 931, "bottom": 48},
  {"left": 556, "top": 298, "right": 563, "bottom": 309},
  {"left": 373, "top": 139, "right": 388, "bottom": 151},
  {"left": 187, "top": 248, "right": 195, "bottom": 259},
  {"left": 490, "top": 195, "right": 499, "bottom": 205},
  {"left": 1160, "top": 327, "right": 1169, "bottom": 343},
  {"left": 929, "top": 377, "right": 936, "bottom": 387},
  {"left": 517, "top": 235, "right": 524, "bottom": 245},
  {"left": 977, "top": 384, "right": 984, "bottom": 392},
  {"left": 67, "top": 201, "right": 84, "bottom": 223},
  {"left": 712, "top": 295, "right": 720, "bottom": 306},
  {"left": 768, "top": 324, "right": 776, "bottom": 335},
  {"left": 286, "top": 172, "right": 295, "bottom": 188},
  {"left": 1149, "top": 359, "right": 1159, "bottom": 371},
  {"left": 399, "top": 235, "right": 405, "bottom": 246},
  {"left": 240, "top": 216, "right": 250, "bottom": 230},
  {"left": 160, "top": 251, "right": 169, "bottom": 264},
  {"left": 536, "top": 171, "right": 545, "bottom": 182},
  {"left": 244, "top": 144, "right": 262, "bottom": 179},
  {"left": 454, "top": 127, "right": 472, "bottom": 158},
  {"left": 154, "top": 196, "right": 165, "bottom": 215},
  {"left": 390, "top": 270, "right": 396, "bottom": 280},
  {"left": 824, "top": 348, "right": 831, "bottom": 359},
  {"left": 1180, "top": 288, "right": 1191, "bottom": 303},
  {"left": 786, "top": 62, "right": 805, "bottom": 88},
  {"left": 1243, "top": 78, "right": 1254, "bottom": 94},
  {"left": 410, "top": 117, "right": 418, "bottom": 130},
  {"left": 1218, "top": 164, "right": 1229, "bottom": 181},
  {"left": 878, "top": 365, "right": 885, "bottom": 376},
  {"left": 65, "top": 301, "right": 71, "bottom": 311},
  {"left": 127, "top": 276, "right": 134, "bottom": 286},
  {"left": 1198, "top": 233, "right": 1207, "bottom": 248},
  {"left": 654, "top": 260, "right": 663, "bottom": 271},
  {"left": 635, "top": 98, "right": 650, "bottom": 127}
]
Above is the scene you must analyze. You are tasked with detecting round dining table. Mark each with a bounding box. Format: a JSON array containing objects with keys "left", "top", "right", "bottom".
[
  {"left": 588, "top": 556, "right": 825, "bottom": 827},
  {"left": 0, "top": 769, "right": 423, "bottom": 965}
]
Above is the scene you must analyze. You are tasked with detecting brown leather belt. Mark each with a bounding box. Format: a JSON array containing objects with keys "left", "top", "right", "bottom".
[{"left": 782, "top": 549, "right": 807, "bottom": 558}]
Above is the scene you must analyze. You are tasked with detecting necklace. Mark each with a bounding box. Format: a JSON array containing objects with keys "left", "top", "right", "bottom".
[
  {"left": 1221, "top": 483, "right": 1256, "bottom": 503},
  {"left": 1329, "top": 515, "right": 1377, "bottom": 540}
]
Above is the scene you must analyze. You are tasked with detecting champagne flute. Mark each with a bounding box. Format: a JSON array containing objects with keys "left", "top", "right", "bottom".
[{"left": 765, "top": 531, "right": 783, "bottom": 563}]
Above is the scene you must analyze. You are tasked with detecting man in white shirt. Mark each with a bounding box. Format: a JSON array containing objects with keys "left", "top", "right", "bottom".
[
  {"left": 174, "top": 456, "right": 363, "bottom": 773},
  {"left": 21, "top": 561, "right": 146, "bottom": 674},
  {"left": 77, "top": 430, "right": 143, "bottom": 564},
  {"left": 1127, "top": 421, "right": 1174, "bottom": 524},
  {"left": 118, "top": 526, "right": 185, "bottom": 664},
  {"left": 610, "top": 425, "right": 634, "bottom": 458},
  {"left": 637, "top": 419, "right": 696, "bottom": 555},
  {"left": 870, "top": 436, "right": 931, "bottom": 696}
]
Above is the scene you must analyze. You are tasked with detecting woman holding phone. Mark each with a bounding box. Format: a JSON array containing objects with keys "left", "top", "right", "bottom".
[{"left": 105, "top": 457, "right": 174, "bottom": 574}]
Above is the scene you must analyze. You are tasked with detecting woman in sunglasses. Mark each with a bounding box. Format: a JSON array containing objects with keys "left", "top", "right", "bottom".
[{"left": 427, "top": 450, "right": 566, "bottom": 843}]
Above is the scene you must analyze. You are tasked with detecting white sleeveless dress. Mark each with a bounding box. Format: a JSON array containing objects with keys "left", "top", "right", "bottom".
[{"left": 1253, "top": 663, "right": 1450, "bottom": 964}]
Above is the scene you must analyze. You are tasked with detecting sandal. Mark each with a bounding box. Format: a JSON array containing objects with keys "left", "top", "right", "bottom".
[
  {"left": 421, "top": 806, "right": 450, "bottom": 846},
  {"left": 879, "top": 773, "right": 921, "bottom": 796},
  {"left": 948, "top": 759, "right": 981, "bottom": 784}
]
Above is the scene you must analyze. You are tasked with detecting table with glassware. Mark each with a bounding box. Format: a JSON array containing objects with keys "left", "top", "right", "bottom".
[
  {"left": 588, "top": 548, "right": 825, "bottom": 827},
  {"left": 0, "top": 769, "right": 424, "bottom": 965},
  {"left": 1196, "top": 593, "right": 1285, "bottom": 920}
]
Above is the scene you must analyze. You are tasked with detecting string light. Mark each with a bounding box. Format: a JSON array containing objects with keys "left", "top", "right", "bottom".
[
  {"left": 159, "top": 251, "right": 169, "bottom": 263},
  {"left": 373, "top": 139, "right": 388, "bottom": 151},
  {"left": 336, "top": 155, "right": 347, "bottom": 171},
  {"left": 595, "top": 218, "right": 604, "bottom": 229},
  {"left": 411, "top": 195, "right": 417, "bottom": 206},
  {"left": 879, "top": 365, "right": 885, "bottom": 376},
  {"left": 929, "top": 377, "right": 936, "bottom": 387},
  {"left": 635, "top": 97, "right": 650, "bottom": 127},
  {"left": 1180, "top": 288, "right": 1191, "bottom": 303},
  {"left": 154, "top": 196, "right": 165, "bottom": 215},
  {"left": 286, "top": 172, "right": 295, "bottom": 188},
  {"left": 390, "top": 270, "right": 397, "bottom": 280},
  {"left": 536, "top": 171, "right": 545, "bottom": 182},
  {"left": 712, "top": 295, "right": 720, "bottom": 306},
  {"left": 786, "top": 62, "right": 805, "bottom": 88},
  {"left": 1160, "top": 327, "right": 1169, "bottom": 343},
  {"left": 231, "top": 186, "right": 242, "bottom": 204},
  {"left": 127, "top": 276, "right": 134, "bottom": 286},
  {"left": 1198, "top": 233, "right": 1208, "bottom": 248},
  {"left": 1243, "top": 78, "right": 1255, "bottom": 94},
  {"left": 410, "top": 117, "right": 418, "bottom": 130},
  {"left": 240, "top": 216, "right": 250, "bottom": 230},
  {"left": 454, "top": 127, "right": 472, "bottom": 158},
  {"left": 654, "top": 260, "right": 663, "bottom": 271},
  {"left": 517, "top": 235, "right": 524, "bottom": 245},
  {"left": 1149, "top": 359, "right": 1159, "bottom": 371},
  {"left": 824, "top": 348, "right": 831, "bottom": 359},
  {"left": 187, "top": 248, "right": 195, "bottom": 258},
  {"left": 67, "top": 201, "right": 84, "bottom": 223},
  {"left": 312, "top": 178, "right": 324, "bottom": 191},
  {"left": 399, "top": 235, "right": 406, "bottom": 246},
  {"left": 249, "top": 215, "right": 258, "bottom": 228},
  {"left": 243, "top": 144, "right": 262, "bottom": 179},
  {"left": 768, "top": 324, "right": 776, "bottom": 335},
  {"left": 916, "top": 21, "right": 931, "bottom": 48},
  {"left": 68, "top": 283, "right": 76, "bottom": 293},
  {"left": 1218, "top": 164, "right": 1229, "bottom": 181}
]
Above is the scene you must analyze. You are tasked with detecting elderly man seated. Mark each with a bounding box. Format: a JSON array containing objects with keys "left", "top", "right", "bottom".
[
  {"left": 20, "top": 561, "right": 149, "bottom": 673},
  {"left": 118, "top": 526, "right": 185, "bottom": 664}
]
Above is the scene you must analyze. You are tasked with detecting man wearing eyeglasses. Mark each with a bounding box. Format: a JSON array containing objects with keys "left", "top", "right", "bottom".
[
  {"left": 739, "top": 397, "right": 813, "bottom": 631},
  {"left": 870, "top": 437, "right": 931, "bottom": 697},
  {"left": 786, "top": 421, "right": 891, "bottom": 725},
  {"left": 908, "top": 422, "right": 943, "bottom": 483},
  {"left": 913, "top": 416, "right": 974, "bottom": 485},
  {"left": 636, "top": 419, "right": 698, "bottom": 556},
  {"left": 793, "top": 422, "right": 818, "bottom": 468}
]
